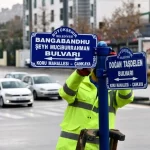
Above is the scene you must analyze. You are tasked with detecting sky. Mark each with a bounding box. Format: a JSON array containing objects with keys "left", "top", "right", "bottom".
[{"left": 0, "top": 0, "right": 23, "bottom": 10}]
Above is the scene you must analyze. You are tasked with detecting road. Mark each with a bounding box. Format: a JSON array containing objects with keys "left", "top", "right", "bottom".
[{"left": 0, "top": 67, "right": 149, "bottom": 150}]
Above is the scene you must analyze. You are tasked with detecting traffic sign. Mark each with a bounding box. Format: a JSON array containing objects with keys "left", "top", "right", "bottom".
[
  {"left": 106, "top": 47, "right": 147, "bottom": 89},
  {"left": 30, "top": 27, "right": 97, "bottom": 68}
]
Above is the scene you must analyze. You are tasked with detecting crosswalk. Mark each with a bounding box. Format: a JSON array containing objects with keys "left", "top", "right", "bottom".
[{"left": 0, "top": 101, "right": 149, "bottom": 120}]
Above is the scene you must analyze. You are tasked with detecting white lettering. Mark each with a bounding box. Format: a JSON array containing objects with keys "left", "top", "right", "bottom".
[
  {"left": 118, "top": 70, "right": 134, "bottom": 76},
  {"left": 109, "top": 61, "right": 122, "bottom": 68},
  {"left": 74, "top": 62, "right": 91, "bottom": 66},
  {"left": 36, "top": 61, "right": 47, "bottom": 65},
  {"left": 123, "top": 59, "right": 143, "bottom": 68},
  {"left": 132, "top": 82, "right": 143, "bottom": 87}
]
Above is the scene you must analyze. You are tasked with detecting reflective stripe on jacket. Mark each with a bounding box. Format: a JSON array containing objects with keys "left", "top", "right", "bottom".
[{"left": 56, "top": 70, "right": 134, "bottom": 150}]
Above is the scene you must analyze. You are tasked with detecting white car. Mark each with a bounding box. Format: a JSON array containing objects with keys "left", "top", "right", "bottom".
[
  {"left": 134, "top": 85, "right": 150, "bottom": 101},
  {"left": 0, "top": 78, "right": 34, "bottom": 107},
  {"left": 22, "top": 74, "right": 62, "bottom": 100},
  {"left": 5, "top": 72, "right": 28, "bottom": 80}
]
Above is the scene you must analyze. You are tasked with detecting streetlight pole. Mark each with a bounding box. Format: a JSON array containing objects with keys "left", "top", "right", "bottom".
[
  {"left": 63, "top": 0, "right": 68, "bottom": 27},
  {"left": 149, "top": 0, "right": 150, "bottom": 23},
  {"left": 29, "top": 0, "right": 32, "bottom": 48}
]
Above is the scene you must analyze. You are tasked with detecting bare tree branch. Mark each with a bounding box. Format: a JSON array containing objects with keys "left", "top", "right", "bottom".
[{"left": 97, "top": 0, "right": 141, "bottom": 45}]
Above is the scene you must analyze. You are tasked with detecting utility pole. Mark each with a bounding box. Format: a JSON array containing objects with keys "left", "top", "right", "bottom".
[
  {"left": 149, "top": 0, "right": 150, "bottom": 23},
  {"left": 63, "top": 0, "right": 68, "bottom": 27},
  {"left": 29, "top": 0, "right": 32, "bottom": 48}
]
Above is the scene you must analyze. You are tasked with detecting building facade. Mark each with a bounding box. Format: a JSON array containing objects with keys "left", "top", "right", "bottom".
[{"left": 23, "top": 0, "right": 97, "bottom": 48}]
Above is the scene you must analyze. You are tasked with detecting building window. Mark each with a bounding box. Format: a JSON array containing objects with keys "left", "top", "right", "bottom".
[
  {"left": 42, "top": 0, "right": 46, "bottom": 6},
  {"left": 99, "top": 22, "right": 105, "bottom": 29},
  {"left": 26, "top": 0, "right": 29, "bottom": 9},
  {"left": 43, "top": 28, "right": 46, "bottom": 32},
  {"left": 91, "top": 23, "right": 94, "bottom": 29},
  {"left": 34, "top": 28, "right": 37, "bottom": 32},
  {"left": 26, "top": 15, "right": 29, "bottom": 25},
  {"left": 34, "top": 0, "right": 37, "bottom": 8},
  {"left": 51, "top": 0, "right": 54, "bottom": 4},
  {"left": 51, "top": 27, "right": 55, "bottom": 31},
  {"left": 34, "top": 13, "right": 37, "bottom": 25},
  {"left": 42, "top": 11, "right": 46, "bottom": 25},
  {"left": 91, "top": 4, "right": 93, "bottom": 16},
  {"left": 60, "top": 8, "right": 63, "bottom": 20},
  {"left": 51, "top": 10, "right": 54, "bottom": 22},
  {"left": 26, "top": 31, "right": 29, "bottom": 41},
  {"left": 60, "top": 0, "right": 63, "bottom": 2},
  {"left": 69, "top": 6, "right": 73, "bottom": 18}
]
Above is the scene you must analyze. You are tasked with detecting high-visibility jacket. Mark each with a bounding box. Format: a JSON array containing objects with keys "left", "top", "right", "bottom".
[{"left": 56, "top": 71, "right": 134, "bottom": 150}]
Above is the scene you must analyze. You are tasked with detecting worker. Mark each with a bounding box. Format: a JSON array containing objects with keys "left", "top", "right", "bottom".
[{"left": 56, "top": 47, "right": 134, "bottom": 150}]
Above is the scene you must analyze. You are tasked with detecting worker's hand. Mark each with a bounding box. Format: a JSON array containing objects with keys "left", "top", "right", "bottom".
[
  {"left": 109, "top": 49, "right": 117, "bottom": 55},
  {"left": 76, "top": 68, "right": 91, "bottom": 76}
]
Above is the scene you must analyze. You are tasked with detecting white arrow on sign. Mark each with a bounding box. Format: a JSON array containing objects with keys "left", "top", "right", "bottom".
[
  {"left": 44, "top": 57, "right": 83, "bottom": 61},
  {"left": 114, "top": 77, "right": 138, "bottom": 81}
]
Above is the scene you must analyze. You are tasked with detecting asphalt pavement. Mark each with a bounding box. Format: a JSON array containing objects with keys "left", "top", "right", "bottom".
[{"left": 0, "top": 66, "right": 149, "bottom": 150}]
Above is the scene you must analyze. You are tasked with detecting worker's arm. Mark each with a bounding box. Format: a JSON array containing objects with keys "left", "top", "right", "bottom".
[
  {"left": 114, "top": 89, "right": 134, "bottom": 108},
  {"left": 59, "top": 69, "right": 90, "bottom": 104}
]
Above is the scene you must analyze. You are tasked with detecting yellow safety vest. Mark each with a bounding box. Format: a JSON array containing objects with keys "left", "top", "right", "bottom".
[{"left": 56, "top": 71, "right": 134, "bottom": 150}]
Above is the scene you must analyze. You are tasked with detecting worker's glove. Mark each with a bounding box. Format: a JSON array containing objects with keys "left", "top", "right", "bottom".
[
  {"left": 77, "top": 68, "right": 91, "bottom": 76},
  {"left": 109, "top": 49, "right": 117, "bottom": 55}
]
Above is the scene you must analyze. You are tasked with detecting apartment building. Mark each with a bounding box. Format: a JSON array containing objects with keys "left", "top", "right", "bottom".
[
  {"left": 23, "top": 0, "right": 97, "bottom": 48},
  {"left": 23, "top": 0, "right": 150, "bottom": 48}
]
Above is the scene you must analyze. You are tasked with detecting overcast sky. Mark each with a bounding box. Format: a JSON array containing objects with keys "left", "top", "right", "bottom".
[{"left": 0, "top": 0, "right": 23, "bottom": 10}]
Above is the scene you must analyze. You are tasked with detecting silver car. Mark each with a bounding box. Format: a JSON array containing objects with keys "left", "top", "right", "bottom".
[
  {"left": 22, "top": 74, "right": 62, "bottom": 100},
  {"left": 5, "top": 72, "right": 28, "bottom": 80}
]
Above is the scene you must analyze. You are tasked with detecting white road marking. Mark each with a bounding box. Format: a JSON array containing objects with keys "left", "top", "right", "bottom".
[
  {"left": 0, "top": 112, "right": 24, "bottom": 119},
  {"left": 32, "top": 109, "right": 63, "bottom": 116}
]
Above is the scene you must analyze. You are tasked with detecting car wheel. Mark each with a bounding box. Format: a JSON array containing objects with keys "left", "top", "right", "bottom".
[
  {"left": 33, "top": 91, "right": 38, "bottom": 100},
  {"left": 58, "top": 96, "right": 62, "bottom": 100},
  {"left": 0, "top": 97, "right": 5, "bottom": 108},
  {"left": 28, "top": 103, "right": 33, "bottom": 107}
]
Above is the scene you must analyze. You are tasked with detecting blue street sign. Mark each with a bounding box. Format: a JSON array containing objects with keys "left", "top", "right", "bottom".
[
  {"left": 30, "top": 27, "right": 97, "bottom": 68},
  {"left": 106, "top": 47, "right": 148, "bottom": 89}
]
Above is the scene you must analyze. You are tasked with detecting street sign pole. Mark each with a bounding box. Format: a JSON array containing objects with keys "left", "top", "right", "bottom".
[{"left": 96, "top": 42, "right": 111, "bottom": 150}]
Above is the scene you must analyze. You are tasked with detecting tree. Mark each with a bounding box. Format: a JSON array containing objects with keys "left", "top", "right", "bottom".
[
  {"left": 72, "top": 17, "right": 93, "bottom": 34},
  {"left": 37, "top": 7, "right": 51, "bottom": 32},
  {"left": 97, "top": 0, "right": 141, "bottom": 46}
]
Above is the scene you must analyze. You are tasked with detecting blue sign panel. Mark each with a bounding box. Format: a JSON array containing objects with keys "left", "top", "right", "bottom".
[
  {"left": 106, "top": 47, "right": 147, "bottom": 89},
  {"left": 30, "top": 27, "right": 97, "bottom": 68}
]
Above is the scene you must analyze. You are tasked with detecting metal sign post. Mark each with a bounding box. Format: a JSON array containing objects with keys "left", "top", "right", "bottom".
[{"left": 96, "top": 42, "right": 111, "bottom": 150}]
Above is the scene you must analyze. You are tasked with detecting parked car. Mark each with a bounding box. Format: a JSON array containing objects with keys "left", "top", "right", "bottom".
[
  {"left": 5, "top": 72, "right": 28, "bottom": 80},
  {"left": 0, "top": 78, "right": 33, "bottom": 107},
  {"left": 134, "top": 85, "right": 150, "bottom": 101},
  {"left": 22, "top": 74, "right": 62, "bottom": 100}
]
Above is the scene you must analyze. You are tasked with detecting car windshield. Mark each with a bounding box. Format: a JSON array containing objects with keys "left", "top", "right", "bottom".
[
  {"left": 13, "top": 74, "right": 26, "bottom": 80},
  {"left": 33, "top": 76, "right": 55, "bottom": 84},
  {"left": 2, "top": 81, "right": 26, "bottom": 89}
]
